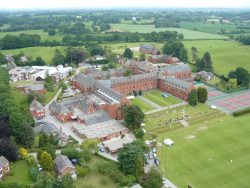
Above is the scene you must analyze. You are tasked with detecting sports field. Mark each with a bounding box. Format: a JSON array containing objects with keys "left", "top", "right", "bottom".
[
  {"left": 183, "top": 40, "right": 250, "bottom": 75},
  {"left": 145, "top": 104, "right": 250, "bottom": 188},
  {"left": 0, "top": 29, "right": 63, "bottom": 42},
  {"left": 111, "top": 24, "right": 228, "bottom": 39},
  {"left": 131, "top": 97, "right": 155, "bottom": 112},
  {"left": 1, "top": 46, "right": 67, "bottom": 64},
  {"left": 143, "top": 90, "right": 182, "bottom": 107}
]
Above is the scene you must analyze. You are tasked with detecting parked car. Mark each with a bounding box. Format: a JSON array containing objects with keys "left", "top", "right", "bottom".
[
  {"left": 153, "top": 153, "right": 157, "bottom": 158},
  {"left": 99, "top": 146, "right": 105, "bottom": 152},
  {"left": 152, "top": 147, "right": 157, "bottom": 153},
  {"left": 148, "top": 152, "right": 153, "bottom": 159},
  {"left": 71, "top": 159, "right": 78, "bottom": 165},
  {"left": 154, "top": 158, "right": 160, "bottom": 166}
]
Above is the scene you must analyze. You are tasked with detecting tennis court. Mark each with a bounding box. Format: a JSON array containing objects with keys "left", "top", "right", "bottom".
[{"left": 207, "top": 89, "right": 250, "bottom": 114}]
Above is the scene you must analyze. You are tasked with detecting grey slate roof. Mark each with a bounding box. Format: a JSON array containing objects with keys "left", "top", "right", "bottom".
[
  {"left": 41, "top": 122, "right": 59, "bottom": 135},
  {"left": 50, "top": 101, "right": 70, "bottom": 114},
  {"left": 165, "top": 76, "right": 193, "bottom": 91},
  {"left": 75, "top": 73, "right": 95, "bottom": 87},
  {"left": 77, "top": 100, "right": 92, "bottom": 113},
  {"left": 0, "top": 156, "right": 9, "bottom": 167},
  {"left": 30, "top": 99, "right": 44, "bottom": 111},
  {"left": 110, "top": 73, "right": 157, "bottom": 85},
  {"left": 78, "top": 111, "right": 110, "bottom": 125},
  {"left": 95, "top": 83, "right": 123, "bottom": 104},
  {"left": 163, "top": 64, "right": 191, "bottom": 74},
  {"left": 54, "top": 155, "right": 75, "bottom": 173}
]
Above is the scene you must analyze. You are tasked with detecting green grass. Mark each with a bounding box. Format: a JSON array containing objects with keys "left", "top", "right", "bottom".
[
  {"left": 44, "top": 86, "right": 59, "bottom": 104},
  {"left": 143, "top": 90, "right": 182, "bottom": 107},
  {"left": 75, "top": 156, "right": 116, "bottom": 188},
  {"left": 145, "top": 103, "right": 250, "bottom": 188},
  {"left": 0, "top": 29, "right": 63, "bottom": 42},
  {"left": 11, "top": 88, "right": 28, "bottom": 106},
  {"left": 111, "top": 24, "right": 228, "bottom": 40},
  {"left": 1, "top": 46, "right": 67, "bottom": 64},
  {"left": 183, "top": 40, "right": 250, "bottom": 75},
  {"left": 180, "top": 21, "right": 238, "bottom": 34},
  {"left": 132, "top": 97, "right": 155, "bottom": 112},
  {"left": 5, "top": 160, "right": 33, "bottom": 185}
]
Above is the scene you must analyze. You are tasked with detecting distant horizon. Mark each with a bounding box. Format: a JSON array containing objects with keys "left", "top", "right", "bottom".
[{"left": 0, "top": 0, "right": 250, "bottom": 10}]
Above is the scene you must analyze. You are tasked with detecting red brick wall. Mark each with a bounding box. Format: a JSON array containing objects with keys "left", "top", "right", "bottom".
[
  {"left": 112, "top": 78, "right": 157, "bottom": 95},
  {"left": 158, "top": 79, "right": 191, "bottom": 101}
]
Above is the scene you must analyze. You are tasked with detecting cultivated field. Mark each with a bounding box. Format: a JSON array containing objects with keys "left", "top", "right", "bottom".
[
  {"left": 1, "top": 46, "right": 67, "bottom": 63},
  {"left": 183, "top": 40, "right": 250, "bottom": 75},
  {"left": 111, "top": 24, "right": 228, "bottom": 39},
  {"left": 143, "top": 90, "right": 182, "bottom": 107},
  {"left": 0, "top": 29, "right": 63, "bottom": 42},
  {"left": 145, "top": 104, "right": 250, "bottom": 187}
]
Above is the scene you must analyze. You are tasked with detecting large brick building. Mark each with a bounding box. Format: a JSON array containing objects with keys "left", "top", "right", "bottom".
[
  {"left": 139, "top": 45, "right": 160, "bottom": 55},
  {"left": 30, "top": 98, "right": 45, "bottom": 119}
]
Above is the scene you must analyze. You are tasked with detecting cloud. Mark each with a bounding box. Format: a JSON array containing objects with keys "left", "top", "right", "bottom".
[{"left": 0, "top": 0, "right": 249, "bottom": 9}]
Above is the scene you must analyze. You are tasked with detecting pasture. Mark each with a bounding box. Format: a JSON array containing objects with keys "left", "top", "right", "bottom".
[
  {"left": 143, "top": 90, "right": 182, "bottom": 107},
  {"left": 1, "top": 46, "right": 67, "bottom": 64},
  {"left": 183, "top": 40, "right": 250, "bottom": 75},
  {"left": 111, "top": 24, "right": 228, "bottom": 39},
  {"left": 180, "top": 21, "right": 237, "bottom": 34},
  {"left": 145, "top": 104, "right": 250, "bottom": 187},
  {"left": 0, "top": 29, "right": 63, "bottom": 42}
]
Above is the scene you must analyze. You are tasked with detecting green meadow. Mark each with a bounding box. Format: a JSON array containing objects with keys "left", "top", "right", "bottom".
[
  {"left": 145, "top": 104, "right": 250, "bottom": 188},
  {"left": 111, "top": 24, "right": 228, "bottom": 39},
  {"left": 1, "top": 46, "right": 67, "bottom": 63},
  {"left": 0, "top": 29, "right": 63, "bottom": 42},
  {"left": 183, "top": 40, "right": 250, "bottom": 75}
]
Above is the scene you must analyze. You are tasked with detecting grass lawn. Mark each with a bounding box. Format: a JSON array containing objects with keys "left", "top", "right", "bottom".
[
  {"left": 0, "top": 29, "right": 63, "bottom": 42},
  {"left": 75, "top": 156, "right": 116, "bottom": 188},
  {"left": 183, "top": 40, "right": 250, "bottom": 75},
  {"left": 131, "top": 97, "right": 155, "bottom": 112},
  {"left": 1, "top": 46, "right": 67, "bottom": 64},
  {"left": 44, "top": 86, "right": 59, "bottom": 104},
  {"left": 143, "top": 90, "right": 182, "bottom": 107},
  {"left": 5, "top": 160, "right": 33, "bottom": 185},
  {"left": 11, "top": 89, "right": 28, "bottom": 106},
  {"left": 145, "top": 103, "right": 250, "bottom": 188},
  {"left": 111, "top": 24, "right": 228, "bottom": 40}
]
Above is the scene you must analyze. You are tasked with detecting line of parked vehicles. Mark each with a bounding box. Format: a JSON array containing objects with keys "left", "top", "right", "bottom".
[{"left": 147, "top": 147, "right": 160, "bottom": 166}]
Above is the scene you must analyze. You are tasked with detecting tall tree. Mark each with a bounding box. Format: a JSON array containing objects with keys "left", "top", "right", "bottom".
[
  {"left": 188, "top": 89, "right": 198, "bottom": 106},
  {"left": 197, "top": 87, "right": 208, "bottom": 103},
  {"left": 140, "top": 168, "right": 163, "bottom": 188},
  {"left": 228, "top": 67, "right": 250, "bottom": 87},
  {"left": 52, "top": 49, "right": 65, "bottom": 66},
  {"left": 123, "top": 48, "right": 134, "bottom": 59},
  {"left": 40, "top": 152, "right": 54, "bottom": 171},
  {"left": 162, "top": 41, "right": 188, "bottom": 61},
  {"left": 202, "top": 52, "right": 213, "bottom": 72},
  {"left": 0, "top": 52, "right": 6, "bottom": 65},
  {"left": 118, "top": 140, "right": 148, "bottom": 175},
  {"left": 191, "top": 46, "right": 198, "bottom": 64},
  {"left": 124, "top": 105, "right": 145, "bottom": 130},
  {"left": 0, "top": 138, "right": 18, "bottom": 161}
]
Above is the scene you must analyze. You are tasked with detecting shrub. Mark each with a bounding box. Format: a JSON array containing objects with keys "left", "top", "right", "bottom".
[
  {"left": 233, "top": 107, "right": 250, "bottom": 117},
  {"left": 19, "top": 148, "right": 29, "bottom": 159},
  {"left": 76, "top": 166, "right": 89, "bottom": 178},
  {"left": 29, "top": 166, "right": 39, "bottom": 181},
  {"left": 26, "top": 156, "right": 36, "bottom": 166}
]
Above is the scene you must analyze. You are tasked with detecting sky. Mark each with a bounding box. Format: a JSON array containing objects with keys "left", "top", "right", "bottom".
[{"left": 0, "top": 0, "right": 250, "bottom": 9}]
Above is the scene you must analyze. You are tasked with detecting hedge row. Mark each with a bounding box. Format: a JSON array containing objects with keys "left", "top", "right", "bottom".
[{"left": 233, "top": 107, "right": 250, "bottom": 117}]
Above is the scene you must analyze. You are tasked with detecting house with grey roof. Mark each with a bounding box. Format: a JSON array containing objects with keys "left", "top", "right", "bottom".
[
  {"left": 77, "top": 111, "right": 110, "bottom": 125},
  {"left": 0, "top": 156, "right": 10, "bottom": 179},
  {"left": 30, "top": 98, "right": 45, "bottom": 119},
  {"left": 54, "top": 155, "right": 76, "bottom": 179}
]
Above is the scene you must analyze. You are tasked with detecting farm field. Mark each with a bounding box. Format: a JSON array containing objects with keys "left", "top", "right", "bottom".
[
  {"left": 0, "top": 29, "right": 63, "bottom": 42},
  {"left": 180, "top": 21, "right": 237, "bottom": 34},
  {"left": 132, "top": 97, "right": 155, "bottom": 112},
  {"left": 1, "top": 46, "right": 67, "bottom": 64},
  {"left": 145, "top": 104, "right": 250, "bottom": 187},
  {"left": 143, "top": 90, "right": 182, "bottom": 107},
  {"left": 183, "top": 40, "right": 250, "bottom": 75},
  {"left": 111, "top": 24, "right": 228, "bottom": 39},
  {"left": 5, "top": 160, "right": 33, "bottom": 185}
]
